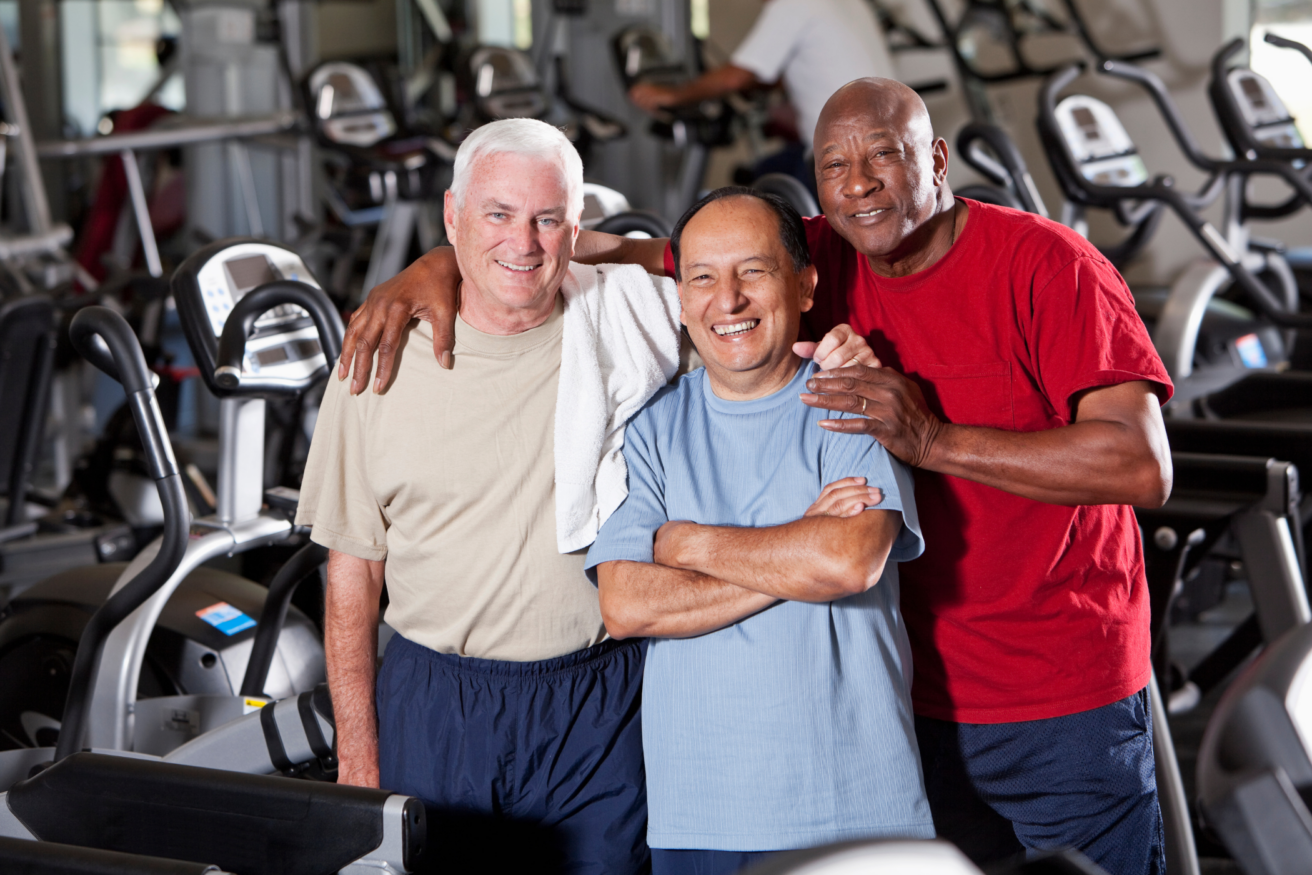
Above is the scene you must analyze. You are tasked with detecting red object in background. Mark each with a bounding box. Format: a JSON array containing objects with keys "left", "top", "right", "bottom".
[{"left": 74, "top": 102, "right": 177, "bottom": 283}]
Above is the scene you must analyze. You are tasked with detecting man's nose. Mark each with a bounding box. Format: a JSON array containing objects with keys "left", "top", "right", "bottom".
[
  {"left": 509, "top": 219, "right": 541, "bottom": 254},
  {"left": 711, "top": 277, "right": 749, "bottom": 312},
  {"left": 842, "top": 162, "right": 881, "bottom": 200}
]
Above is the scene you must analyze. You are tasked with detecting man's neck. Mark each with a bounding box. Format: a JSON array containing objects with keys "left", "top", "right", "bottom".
[
  {"left": 459, "top": 284, "right": 558, "bottom": 336},
  {"left": 866, "top": 195, "right": 965, "bottom": 279},
  {"left": 705, "top": 353, "right": 803, "bottom": 402}
]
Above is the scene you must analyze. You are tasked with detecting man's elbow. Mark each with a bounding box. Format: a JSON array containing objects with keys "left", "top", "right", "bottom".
[
  {"left": 830, "top": 552, "right": 888, "bottom": 597},
  {"left": 1129, "top": 452, "right": 1173, "bottom": 508},
  {"left": 596, "top": 571, "right": 646, "bottom": 640},
  {"left": 599, "top": 600, "right": 643, "bottom": 640}
]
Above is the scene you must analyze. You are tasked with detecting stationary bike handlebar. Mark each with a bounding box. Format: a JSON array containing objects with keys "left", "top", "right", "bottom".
[
  {"left": 58, "top": 307, "right": 191, "bottom": 762},
  {"left": 1039, "top": 64, "right": 1312, "bottom": 330},
  {"left": 214, "top": 281, "right": 345, "bottom": 393}
]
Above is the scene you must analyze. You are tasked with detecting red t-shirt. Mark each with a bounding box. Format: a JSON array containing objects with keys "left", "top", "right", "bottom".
[{"left": 666, "top": 199, "right": 1172, "bottom": 723}]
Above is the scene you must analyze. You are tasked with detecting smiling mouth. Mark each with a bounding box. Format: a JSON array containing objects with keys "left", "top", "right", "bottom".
[
  {"left": 852, "top": 209, "right": 887, "bottom": 218},
  {"left": 713, "top": 319, "right": 759, "bottom": 337},
  {"left": 497, "top": 260, "right": 539, "bottom": 272}
]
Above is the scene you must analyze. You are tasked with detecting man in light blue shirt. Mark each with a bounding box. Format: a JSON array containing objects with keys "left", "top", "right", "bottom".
[{"left": 587, "top": 187, "right": 933, "bottom": 875}]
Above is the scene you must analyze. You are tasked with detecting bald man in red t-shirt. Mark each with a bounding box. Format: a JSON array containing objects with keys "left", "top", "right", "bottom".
[{"left": 335, "top": 80, "right": 1172, "bottom": 875}]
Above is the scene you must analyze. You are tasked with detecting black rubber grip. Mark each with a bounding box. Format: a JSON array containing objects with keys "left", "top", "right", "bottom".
[
  {"left": 298, "top": 691, "right": 334, "bottom": 761},
  {"left": 260, "top": 702, "right": 295, "bottom": 774}
]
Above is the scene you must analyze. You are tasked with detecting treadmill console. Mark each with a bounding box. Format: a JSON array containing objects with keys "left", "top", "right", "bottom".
[
  {"left": 1226, "top": 69, "right": 1304, "bottom": 150},
  {"left": 174, "top": 239, "right": 332, "bottom": 397},
  {"left": 1054, "top": 95, "right": 1150, "bottom": 187}
]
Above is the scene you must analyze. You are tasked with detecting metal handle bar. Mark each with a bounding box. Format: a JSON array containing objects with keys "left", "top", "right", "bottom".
[
  {"left": 36, "top": 111, "right": 300, "bottom": 160},
  {"left": 57, "top": 308, "right": 190, "bottom": 762},
  {"left": 239, "top": 541, "right": 329, "bottom": 698},
  {"left": 1039, "top": 65, "right": 1312, "bottom": 330},
  {"left": 957, "top": 122, "right": 1049, "bottom": 217},
  {"left": 214, "top": 281, "right": 345, "bottom": 391}
]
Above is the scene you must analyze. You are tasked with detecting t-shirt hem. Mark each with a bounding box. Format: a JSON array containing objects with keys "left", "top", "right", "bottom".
[
  {"left": 1061, "top": 368, "right": 1174, "bottom": 411},
  {"left": 913, "top": 667, "right": 1151, "bottom": 724},
  {"left": 648, "top": 821, "right": 936, "bottom": 851},
  {"left": 308, "top": 525, "right": 387, "bottom": 562}
]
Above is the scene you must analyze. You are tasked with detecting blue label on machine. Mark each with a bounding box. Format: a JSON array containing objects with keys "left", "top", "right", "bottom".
[
  {"left": 196, "top": 602, "right": 257, "bottom": 636},
  {"left": 1235, "top": 333, "right": 1269, "bottom": 368}
]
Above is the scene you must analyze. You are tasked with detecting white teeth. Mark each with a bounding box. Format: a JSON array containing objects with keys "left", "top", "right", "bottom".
[
  {"left": 713, "top": 319, "right": 759, "bottom": 337},
  {"left": 497, "top": 261, "right": 538, "bottom": 272},
  {"left": 853, "top": 209, "right": 886, "bottom": 218}
]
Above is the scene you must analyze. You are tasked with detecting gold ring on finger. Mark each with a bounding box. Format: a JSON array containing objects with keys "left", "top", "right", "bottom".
[
  {"left": 847, "top": 356, "right": 861, "bottom": 367},
  {"left": 860, "top": 397, "right": 867, "bottom": 415}
]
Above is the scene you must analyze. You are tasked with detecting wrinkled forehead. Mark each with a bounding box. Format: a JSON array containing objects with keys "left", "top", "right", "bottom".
[
  {"left": 465, "top": 150, "right": 573, "bottom": 207},
  {"left": 682, "top": 196, "right": 788, "bottom": 262},
  {"left": 815, "top": 92, "right": 933, "bottom": 154}
]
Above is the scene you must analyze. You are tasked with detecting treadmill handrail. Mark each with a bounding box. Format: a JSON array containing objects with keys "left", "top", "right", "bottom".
[
  {"left": 58, "top": 308, "right": 190, "bottom": 762},
  {"left": 213, "top": 281, "right": 345, "bottom": 394}
]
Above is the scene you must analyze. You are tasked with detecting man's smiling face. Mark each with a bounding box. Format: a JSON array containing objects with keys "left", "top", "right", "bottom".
[
  {"left": 813, "top": 79, "right": 948, "bottom": 267},
  {"left": 445, "top": 150, "right": 579, "bottom": 320},
  {"left": 677, "top": 195, "right": 817, "bottom": 399}
]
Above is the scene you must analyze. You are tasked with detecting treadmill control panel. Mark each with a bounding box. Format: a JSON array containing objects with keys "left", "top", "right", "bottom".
[
  {"left": 1054, "top": 95, "right": 1150, "bottom": 187},
  {"left": 1227, "top": 70, "right": 1304, "bottom": 150},
  {"left": 194, "top": 242, "right": 326, "bottom": 384}
]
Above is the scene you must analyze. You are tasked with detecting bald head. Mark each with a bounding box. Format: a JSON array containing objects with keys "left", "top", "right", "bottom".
[
  {"left": 811, "top": 77, "right": 956, "bottom": 276},
  {"left": 815, "top": 78, "right": 935, "bottom": 160}
]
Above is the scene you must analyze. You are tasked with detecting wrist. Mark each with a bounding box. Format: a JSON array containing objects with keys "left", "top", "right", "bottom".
[{"left": 916, "top": 418, "right": 950, "bottom": 471}]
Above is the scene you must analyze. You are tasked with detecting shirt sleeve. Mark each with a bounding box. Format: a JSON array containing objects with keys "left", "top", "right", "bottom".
[
  {"left": 731, "top": 0, "right": 805, "bottom": 84},
  {"left": 294, "top": 375, "right": 389, "bottom": 561},
  {"left": 820, "top": 414, "right": 925, "bottom": 563},
  {"left": 585, "top": 408, "right": 668, "bottom": 577},
  {"left": 1030, "top": 254, "right": 1174, "bottom": 419}
]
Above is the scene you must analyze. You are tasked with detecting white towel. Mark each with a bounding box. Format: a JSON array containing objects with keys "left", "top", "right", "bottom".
[{"left": 555, "top": 262, "right": 682, "bottom": 553}]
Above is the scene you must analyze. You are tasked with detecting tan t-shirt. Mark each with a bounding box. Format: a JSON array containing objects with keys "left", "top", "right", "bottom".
[{"left": 297, "top": 297, "right": 608, "bottom": 661}]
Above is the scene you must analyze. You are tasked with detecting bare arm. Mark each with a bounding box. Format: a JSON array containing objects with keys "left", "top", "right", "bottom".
[
  {"left": 597, "top": 561, "right": 777, "bottom": 639},
  {"left": 628, "top": 65, "right": 760, "bottom": 113},
  {"left": 803, "top": 371, "right": 1172, "bottom": 507},
  {"left": 324, "top": 548, "right": 386, "bottom": 788},
  {"left": 597, "top": 476, "right": 883, "bottom": 638},
  {"left": 656, "top": 508, "right": 903, "bottom": 602},
  {"left": 337, "top": 229, "right": 666, "bottom": 394}
]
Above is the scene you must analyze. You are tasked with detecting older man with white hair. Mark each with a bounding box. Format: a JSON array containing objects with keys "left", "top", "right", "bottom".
[
  {"left": 299, "top": 118, "right": 878, "bottom": 872},
  {"left": 296, "top": 119, "right": 659, "bottom": 873}
]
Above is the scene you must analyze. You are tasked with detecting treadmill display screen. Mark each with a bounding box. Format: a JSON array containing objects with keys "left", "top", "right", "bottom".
[
  {"left": 1072, "top": 107, "right": 1101, "bottom": 142},
  {"left": 224, "top": 255, "right": 280, "bottom": 296},
  {"left": 1240, "top": 76, "right": 1269, "bottom": 110}
]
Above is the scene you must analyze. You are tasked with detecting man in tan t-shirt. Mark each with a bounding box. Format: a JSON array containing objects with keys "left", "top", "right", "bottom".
[{"left": 297, "top": 118, "right": 660, "bottom": 874}]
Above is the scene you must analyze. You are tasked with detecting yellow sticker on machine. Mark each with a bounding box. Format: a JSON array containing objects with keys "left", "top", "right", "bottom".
[{"left": 243, "top": 698, "right": 271, "bottom": 713}]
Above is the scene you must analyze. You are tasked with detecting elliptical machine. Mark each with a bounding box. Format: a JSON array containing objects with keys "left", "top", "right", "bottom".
[{"left": 0, "top": 239, "right": 339, "bottom": 758}]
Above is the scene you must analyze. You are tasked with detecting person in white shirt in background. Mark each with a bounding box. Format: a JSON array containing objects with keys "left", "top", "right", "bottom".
[{"left": 627, "top": 0, "right": 895, "bottom": 189}]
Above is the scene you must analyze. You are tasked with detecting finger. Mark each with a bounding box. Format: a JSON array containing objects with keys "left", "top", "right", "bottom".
[
  {"left": 817, "top": 476, "right": 866, "bottom": 495},
  {"left": 371, "top": 307, "right": 412, "bottom": 393},
  {"left": 820, "top": 336, "right": 879, "bottom": 370},
  {"left": 793, "top": 340, "right": 819, "bottom": 360},
  {"left": 349, "top": 341, "right": 375, "bottom": 396},
  {"left": 339, "top": 310, "right": 363, "bottom": 380},
  {"left": 811, "top": 328, "right": 846, "bottom": 366},
  {"left": 817, "top": 417, "right": 881, "bottom": 434},
  {"left": 799, "top": 391, "right": 871, "bottom": 417}
]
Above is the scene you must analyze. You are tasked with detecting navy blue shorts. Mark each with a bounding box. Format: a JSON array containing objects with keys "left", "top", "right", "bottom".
[
  {"left": 915, "top": 687, "right": 1165, "bottom": 875},
  {"left": 376, "top": 635, "right": 649, "bottom": 875},
  {"left": 651, "top": 849, "right": 779, "bottom": 875}
]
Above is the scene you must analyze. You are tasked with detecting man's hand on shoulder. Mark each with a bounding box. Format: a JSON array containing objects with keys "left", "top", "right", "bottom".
[
  {"left": 800, "top": 363, "right": 944, "bottom": 468},
  {"left": 794, "top": 324, "right": 882, "bottom": 372},
  {"left": 339, "top": 247, "right": 462, "bottom": 396}
]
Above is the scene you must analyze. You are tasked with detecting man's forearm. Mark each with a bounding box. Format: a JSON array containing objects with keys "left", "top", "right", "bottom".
[
  {"left": 922, "top": 419, "right": 1172, "bottom": 507},
  {"left": 658, "top": 511, "right": 901, "bottom": 602},
  {"left": 598, "top": 561, "right": 777, "bottom": 639},
  {"left": 324, "top": 550, "right": 385, "bottom": 786},
  {"left": 669, "top": 65, "right": 759, "bottom": 105},
  {"left": 574, "top": 230, "right": 669, "bottom": 274}
]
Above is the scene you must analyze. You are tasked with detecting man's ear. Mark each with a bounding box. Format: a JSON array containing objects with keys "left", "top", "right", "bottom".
[
  {"left": 443, "top": 190, "right": 458, "bottom": 246},
  {"left": 798, "top": 264, "right": 818, "bottom": 314},
  {"left": 932, "top": 137, "right": 949, "bottom": 187}
]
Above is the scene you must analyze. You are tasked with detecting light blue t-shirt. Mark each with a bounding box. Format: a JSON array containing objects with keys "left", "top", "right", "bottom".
[{"left": 586, "top": 360, "right": 934, "bottom": 851}]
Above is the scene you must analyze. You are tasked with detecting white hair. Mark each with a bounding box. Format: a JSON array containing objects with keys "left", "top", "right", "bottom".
[{"left": 449, "top": 118, "right": 584, "bottom": 220}]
